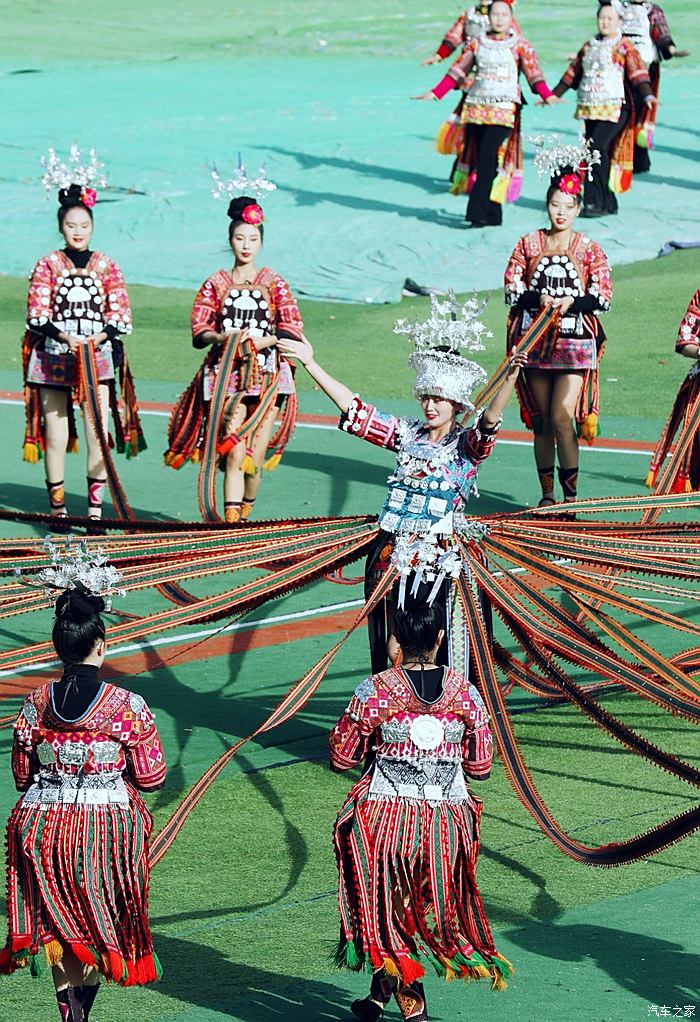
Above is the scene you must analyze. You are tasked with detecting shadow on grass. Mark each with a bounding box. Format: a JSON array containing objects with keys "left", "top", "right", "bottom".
[
  {"left": 152, "top": 934, "right": 352, "bottom": 1021},
  {"left": 506, "top": 918, "right": 700, "bottom": 1006}
]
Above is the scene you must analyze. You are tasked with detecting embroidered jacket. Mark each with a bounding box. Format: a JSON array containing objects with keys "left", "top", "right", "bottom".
[
  {"left": 676, "top": 290, "right": 700, "bottom": 354},
  {"left": 26, "top": 250, "right": 132, "bottom": 339},
  {"left": 12, "top": 682, "right": 166, "bottom": 794},
  {"left": 330, "top": 667, "right": 493, "bottom": 788},
  {"left": 553, "top": 33, "right": 652, "bottom": 118},
  {"left": 435, "top": 7, "right": 522, "bottom": 58},
  {"left": 191, "top": 267, "right": 303, "bottom": 344}
]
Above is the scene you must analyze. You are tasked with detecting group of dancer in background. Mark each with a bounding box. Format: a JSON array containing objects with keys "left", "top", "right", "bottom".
[
  {"left": 419, "top": 0, "right": 688, "bottom": 225},
  {"left": 5, "top": 5, "right": 697, "bottom": 1020}
]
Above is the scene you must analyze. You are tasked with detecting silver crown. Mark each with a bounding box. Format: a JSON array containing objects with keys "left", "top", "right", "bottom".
[
  {"left": 394, "top": 292, "right": 490, "bottom": 410},
  {"left": 211, "top": 155, "right": 277, "bottom": 202},
  {"left": 530, "top": 134, "right": 601, "bottom": 182},
  {"left": 15, "top": 538, "right": 125, "bottom": 611},
  {"left": 40, "top": 145, "right": 107, "bottom": 197}
]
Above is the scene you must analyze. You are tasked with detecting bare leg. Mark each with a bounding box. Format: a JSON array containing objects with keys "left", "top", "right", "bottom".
[
  {"left": 551, "top": 372, "right": 584, "bottom": 502},
  {"left": 52, "top": 944, "right": 100, "bottom": 1020},
  {"left": 223, "top": 402, "right": 248, "bottom": 521},
  {"left": 241, "top": 403, "right": 280, "bottom": 517},
  {"left": 39, "top": 388, "right": 70, "bottom": 517},
  {"left": 524, "top": 370, "right": 556, "bottom": 505},
  {"left": 81, "top": 383, "right": 110, "bottom": 519}
]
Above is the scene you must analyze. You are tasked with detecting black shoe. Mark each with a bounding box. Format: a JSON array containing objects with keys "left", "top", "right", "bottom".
[
  {"left": 86, "top": 519, "right": 107, "bottom": 536},
  {"left": 580, "top": 205, "right": 606, "bottom": 219},
  {"left": 351, "top": 997, "right": 384, "bottom": 1021},
  {"left": 468, "top": 220, "right": 487, "bottom": 229}
]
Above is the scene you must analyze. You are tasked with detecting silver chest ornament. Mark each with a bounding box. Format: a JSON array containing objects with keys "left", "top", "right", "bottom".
[
  {"left": 52, "top": 270, "right": 106, "bottom": 342},
  {"left": 465, "top": 7, "right": 489, "bottom": 40},
  {"left": 621, "top": 2, "right": 657, "bottom": 65},
  {"left": 466, "top": 33, "right": 519, "bottom": 106},
  {"left": 579, "top": 35, "right": 624, "bottom": 106},
  {"left": 409, "top": 715, "right": 445, "bottom": 751}
]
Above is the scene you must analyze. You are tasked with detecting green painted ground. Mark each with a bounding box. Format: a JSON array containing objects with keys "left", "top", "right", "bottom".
[{"left": 1, "top": 3, "right": 699, "bottom": 1020}]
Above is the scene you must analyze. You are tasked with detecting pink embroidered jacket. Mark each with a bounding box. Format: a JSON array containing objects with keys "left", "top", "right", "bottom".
[
  {"left": 330, "top": 667, "right": 493, "bottom": 782},
  {"left": 26, "top": 250, "right": 132, "bottom": 338},
  {"left": 191, "top": 267, "right": 303, "bottom": 344},
  {"left": 12, "top": 682, "right": 166, "bottom": 794},
  {"left": 676, "top": 290, "right": 700, "bottom": 354}
]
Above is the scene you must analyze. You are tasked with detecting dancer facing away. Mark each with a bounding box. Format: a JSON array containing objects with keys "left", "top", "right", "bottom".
[
  {"left": 279, "top": 294, "right": 526, "bottom": 673},
  {"left": 415, "top": 0, "right": 559, "bottom": 227},
  {"left": 23, "top": 149, "right": 144, "bottom": 532},
  {"left": 330, "top": 599, "right": 511, "bottom": 1022},
  {"left": 600, "top": 0, "right": 690, "bottom": 174},
  {"left": 646, "top": 288, "right": 700, "bottom": 493},
  {"left": 549, "top": 2, "right": 654, "bottom": 218},
  {"left": 505, "top": 138, "right": 612, "bottom": 508},
  {"left": 165, "top": 191, "right": 303, "bottom": 523},
  {"left": 1, "top": 550, "right": 166, "bottom": 1021}
]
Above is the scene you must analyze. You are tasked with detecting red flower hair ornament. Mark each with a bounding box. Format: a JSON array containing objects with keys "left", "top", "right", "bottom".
[
  {"left": 557, "top": 173, "right": 583, "bottom": 196},
  {"left": 241, "top": 203, "right": 264, "bottom": 226},
  {"left": 80, "top": 187, "right": 97, "bottom": 208}
]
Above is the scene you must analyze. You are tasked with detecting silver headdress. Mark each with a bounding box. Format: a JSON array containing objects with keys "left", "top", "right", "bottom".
[
  {"left": 530, "top": 134, "right": 601, "bottom": 183},
  {"left": 40, "top": 145, "right": 108, "bottom": 198},
  {"left": 394, "top": 292, "right": 490, "bottom": 411},
  {"left": 211, "top": 155, "right": 277, "bottom": 202},
  {"left": 15, "top": 538, "right": 126, "bottom": 611}
]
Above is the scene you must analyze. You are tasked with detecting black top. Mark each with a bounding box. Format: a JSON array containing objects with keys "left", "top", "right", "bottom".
[
  {"left": 34, "top": 248, "right": 118, "bottom": 344},
  {"left": 404, "top": 665, "right": 445, "bottom": 704},
  {"left": 52, "top": 663, "right": 102, "bottom": 720}
]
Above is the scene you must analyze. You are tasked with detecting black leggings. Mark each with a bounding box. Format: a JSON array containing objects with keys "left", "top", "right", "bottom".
[
  {"left": 584, "top": 108, "right": 629, "bottom": 213},
  {"left": 466, "top": 123, "right": 511, "bottom": 226}
]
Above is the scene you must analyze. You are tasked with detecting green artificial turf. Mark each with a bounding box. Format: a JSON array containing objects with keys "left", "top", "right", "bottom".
[{"left": 2, "top": 246, "right": 699, "bottom": 419}]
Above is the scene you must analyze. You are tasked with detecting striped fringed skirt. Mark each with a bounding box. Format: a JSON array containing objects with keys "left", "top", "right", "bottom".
[
  {"left": 333, "top": 773, "right": 512, "bottom": 990},
  {"left": 1, "top": 791, "right": 161, "bottom": 985}
]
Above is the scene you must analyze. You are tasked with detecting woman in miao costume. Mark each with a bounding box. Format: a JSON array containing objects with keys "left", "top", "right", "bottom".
[
  {"left": 415, "top": 0, "right": 560, "bottom": 227},
  {"left": 646, "top": 289, "right": 700, "bottom": 493},
  {"left": 423, "top": 1, "right": 523, "bottom": 171},
  {"left": 329, "top": 598, "right": 510, "bottom": 1022},
  {"left": 504, "top": 136, "right": 612, "bottom": 509},
  {"left": 599, "top": 0, "right": 690, "bottom": 174},
  {"left": 549, "top": 2, "right": 654, "bottom": 217},
  {"left": 279, "top": 293, "right": 527, "bottom": 673},
  {"left": 164, "top": 163, "right": 303, "bottom": 523},
  {"left": 1, "top": 542, "right": 166, "bottom": 1021},
  {"left": 23, "top": 147, "right": 145, "bottom": 533}
]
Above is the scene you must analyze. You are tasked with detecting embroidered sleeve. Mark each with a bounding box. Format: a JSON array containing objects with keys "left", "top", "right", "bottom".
[
  {"left": 516, "top": 38, "right": 546, "bottom": 90},
  {"left": 437, "top": 12, "right": 466, "bottom": 58},
  {"left": 676, "top": 289, "right": 700, "bottom": 353},
  {"left": 339, "top": 395, "right": 400, "bottom": 451},
  {"left": 26, "top": 256, "right": 56, "bottom": 331},
  {"left": 121, "top": 693, "right": 166, "bottom": 791},
  {"left": 623, "top": 40, "right": 652, "bottom": 94},
  {"left": 12, "top": 696, "right": 40, "bottom": 791},
  {"left": 445, "top": 38, "right": 478, "bottom": 87},
  {"left": 269, "top": 274, "right": 304, "bottom": 340},
  {"left": 461, "top": 684, "right": 493, "bottom": 780},
  {"left": 101, "top": 257, "right": 132, "bottom": 336},
  {"left": 585, "top": 242, "right": 613, "bottom": 313},
  {"left": 191, "top": 275, "right": 221, "bottom": 343},
  {"left": 553, "top": 46, "right": 584, "bottom": 95},
  {"left": 504, "top": 235, "right": 529, "bottom": 306},
  {"left": 459, "top": 412, "right": 501, "bottom": 466},
  {"left": 649, "top": 5, "right": 674, "bottom": 58},
  {"left": 329, "top": 677, "right": 383, "bottom": 771}
]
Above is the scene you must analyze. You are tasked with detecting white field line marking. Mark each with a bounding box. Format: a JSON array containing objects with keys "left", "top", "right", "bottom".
[
  {"left": 0, "top": 598, "right": 365, "bottom": 679},
  {"left": 0, "top": 397, "right": 651, "bottom": 454}
]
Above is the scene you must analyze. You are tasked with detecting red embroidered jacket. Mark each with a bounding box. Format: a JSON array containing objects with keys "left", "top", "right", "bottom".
[
  {"left": 191, "top": 267, "right": 303, "bottom": 344},
  {"left": 26, "top": 250, "right": 132, "bottom": 338},
  {"left": 553, "top": 36, "right": 652, "bottom": 99},
  {"left": 330, "top": 667, "right": 493, "bottom": 780},
  {"left": 676, "top": 289, "right": 700, "bottom": 353},
  {"left": 12, "top": 682, "right": 166, "bottom": 793}
]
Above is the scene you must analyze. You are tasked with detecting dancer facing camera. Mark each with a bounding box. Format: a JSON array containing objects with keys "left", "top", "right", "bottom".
[
  {"left": 415, "top": 0, "right": 559, "bottom": 228},
  {"left": 23, "top": 148, "right": 144, "bottom": 533},
  {"left": 1, "top": 547, "right": 165, "bottom": 1021},
  {"left": 549, "top": 2, "right": 654, "bottom": 217},
  {"left": 165, "top": 170, "right": 303, "bottom": 524},
  {"left": 329, "top": 598, "right": 510, "bottom": 1021},
  {"left": 505, "top": 137, "right": 612, "bottom": 509}
]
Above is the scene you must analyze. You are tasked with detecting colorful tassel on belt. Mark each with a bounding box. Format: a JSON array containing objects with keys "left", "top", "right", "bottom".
[
  {"left": 578, "top": 412, "right": 600, "bottom": 446},
  {"left": 22, "top": 441, "right": 40, "bottom": 464},
  {"left": 241, "top": 448, "right": 256, "bottom": 475}
]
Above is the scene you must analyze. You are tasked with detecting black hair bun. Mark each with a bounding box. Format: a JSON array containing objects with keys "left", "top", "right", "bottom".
[
  {"left": 55, "top": 588, "right": 106, "bottom": 623},
  {"left": 227, "top": 195, "right": 260, "bottom": 221},
  {"left": 57, "top": 183, "right": 84, "bottom": 208}
]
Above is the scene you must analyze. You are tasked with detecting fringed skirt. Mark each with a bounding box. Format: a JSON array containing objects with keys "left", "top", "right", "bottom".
[
  {"left": 333, "top": 773, "right": 512, "bottom": 990},
  {"left": 1, "top": 792, "right": 160, "bottom": 985}
]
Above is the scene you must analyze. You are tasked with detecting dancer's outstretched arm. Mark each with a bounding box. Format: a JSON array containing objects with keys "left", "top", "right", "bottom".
[
  {"left": 278, "top": 336, "right": 354, "bottom": 413},
  {"left": 481, "top": 348, "right": 527, "bottom": 429}
]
